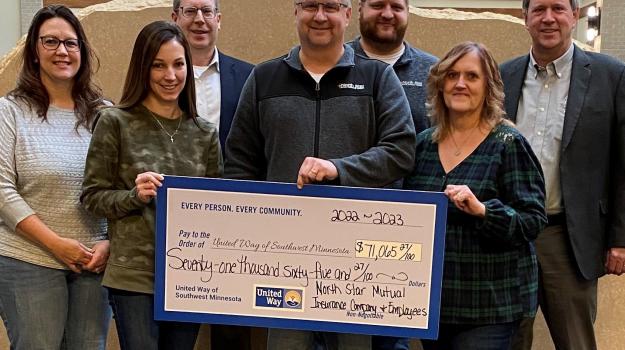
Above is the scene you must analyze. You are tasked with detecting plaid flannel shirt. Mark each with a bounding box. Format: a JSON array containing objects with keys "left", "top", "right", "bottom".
[{"left": 405, "top": 123, "right": 547, "bottom": 324}]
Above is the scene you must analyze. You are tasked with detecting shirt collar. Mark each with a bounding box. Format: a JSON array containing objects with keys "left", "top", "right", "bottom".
[
  {"left": 193, "top": 48, "right": 220, "bottom": 79},
  {"left": 528, "top": 43, "right": 574, "bottom": 79},
  {"left": 210, "top": 48, "right": 220, "bottom": 71}
]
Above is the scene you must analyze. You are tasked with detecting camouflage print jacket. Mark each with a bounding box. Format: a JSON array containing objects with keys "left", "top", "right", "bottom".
[{"left": 81, "top": 104, "right": 222, "bottom": 294}]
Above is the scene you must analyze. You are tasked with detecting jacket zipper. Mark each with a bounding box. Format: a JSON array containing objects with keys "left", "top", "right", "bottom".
[{"left": 314, "top": 81, "right": 321, "bottom": 158}]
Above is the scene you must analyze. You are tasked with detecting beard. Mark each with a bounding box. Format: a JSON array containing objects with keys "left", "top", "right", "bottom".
[{"left": 359, "top": 19, "right": 407, "bottom": 50}]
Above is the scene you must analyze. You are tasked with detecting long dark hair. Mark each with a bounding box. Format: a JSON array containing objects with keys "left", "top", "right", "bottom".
[
  {"left": 117, "top": 21, "right": 200, "bottom": 127},
  {"left": 8, "top": 4, "right": 103, "bottom": 131}
]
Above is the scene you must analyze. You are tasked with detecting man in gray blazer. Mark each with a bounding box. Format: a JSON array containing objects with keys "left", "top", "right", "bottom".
[{"left": 500, "top": 0, "right": 625, "bottom": 349}]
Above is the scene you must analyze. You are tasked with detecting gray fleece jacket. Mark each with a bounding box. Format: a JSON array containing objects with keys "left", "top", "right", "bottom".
[{"left": 224, "top": 45, "right": 416, "bottom": 187}]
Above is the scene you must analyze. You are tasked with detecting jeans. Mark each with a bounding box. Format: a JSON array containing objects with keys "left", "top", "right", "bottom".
[
  {"left": 107, "top": 288, "right": 200, "bottom": 350},
  {"left": 421, "top": 321, "right": 520, "bottom": 350},
  {"left": 0, "top": 255, "right": 111, "bottom": 350}
]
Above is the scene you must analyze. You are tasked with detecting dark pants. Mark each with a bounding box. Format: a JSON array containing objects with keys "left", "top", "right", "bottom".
[
  {"left": 372, "top": 336, "right": 410, "bottom": 350},
  {"left": 267, "top": 329, "right": 370, "bottom": 350},
  {"left": 108, "top": 288, "right": 200, "bottom": 350},
  {"left": 211, "top": 325, "right": 251, "bottom": 350},
  {"left": 421, "top": 321, "right": 520, "bottom": 350},
  {"left": 510, "top": 224, "right": 597, "bottom": 350}
]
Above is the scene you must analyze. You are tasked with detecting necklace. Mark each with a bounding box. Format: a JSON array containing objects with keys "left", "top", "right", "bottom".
[
  {"left": 149, "top": 110, "right": 182, "bottom": 143},
  {"left": 450, "top": 125, "right": 479, "bottom": 156}
]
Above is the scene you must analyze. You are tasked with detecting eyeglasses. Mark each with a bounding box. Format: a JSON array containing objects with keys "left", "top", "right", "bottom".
[
  {"left": 296, "top": 1, "right": 348, "bottom": 14},
  {"left": 178, "top": 6, "right": 218, "bottom": 19},
  {"left": 39, "top": 36, "right": 81, "bottom": 52}
]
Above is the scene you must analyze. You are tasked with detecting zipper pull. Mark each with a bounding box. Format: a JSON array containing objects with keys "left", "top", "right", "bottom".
[{"left": 315, "top": 82, "right": 320, "bottom": 97}]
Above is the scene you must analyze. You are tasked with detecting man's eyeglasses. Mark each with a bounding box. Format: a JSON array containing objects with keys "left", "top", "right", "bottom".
[
  {"left": 296, "top": 1, "right": 348, "bottom": 14},
  {"left": 39, "top": 36, "right": 81, "bottom": 52},
  {"left": 178, "top": 6, "right": 218, "bottom": 20}
]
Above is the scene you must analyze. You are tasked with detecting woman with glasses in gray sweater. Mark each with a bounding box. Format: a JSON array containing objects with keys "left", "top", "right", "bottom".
[{"left": 0, "top": 5, "right": 110, "bottom": 349}]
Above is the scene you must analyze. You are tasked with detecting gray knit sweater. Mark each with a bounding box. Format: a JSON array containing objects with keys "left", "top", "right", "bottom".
[{"left": 0, "top": 97, "right": 107, "bottom": 270}]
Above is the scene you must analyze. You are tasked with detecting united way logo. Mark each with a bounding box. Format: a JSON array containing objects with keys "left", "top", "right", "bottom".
[
  {"left": 284, "top": 290, "right": 302, "bottom": 308},
  {"left": 254, "top": 286, "right": 303, "bottom": 310}
]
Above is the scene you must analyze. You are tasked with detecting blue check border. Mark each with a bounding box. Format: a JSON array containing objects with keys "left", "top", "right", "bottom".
[{"left": 154, "top": 176, "right": 447, "bottom": 339}]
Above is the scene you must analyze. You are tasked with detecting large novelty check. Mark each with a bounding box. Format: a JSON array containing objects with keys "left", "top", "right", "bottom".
[{"left": 154, "top": 176, "right": 447, "bottom": 339}]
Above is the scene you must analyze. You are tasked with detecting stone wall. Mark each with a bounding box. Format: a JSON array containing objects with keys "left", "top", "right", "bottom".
[
  {"left": 20, "top": 0, "right": 43, "bottom": 35},
  {"left": 1, "top": 0, "right": 535, "bottom": 101},
  {"left": 601, "top": 0, "right": 625, "bottom": 61}
]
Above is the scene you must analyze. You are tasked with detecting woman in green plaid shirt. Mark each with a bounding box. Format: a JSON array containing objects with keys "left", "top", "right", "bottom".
[{"left": 405, "top": 42, "right": 547, "bottom": 349}]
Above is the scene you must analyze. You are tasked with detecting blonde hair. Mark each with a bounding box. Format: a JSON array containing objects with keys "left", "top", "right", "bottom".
[{"left": 427, "top": 41, "right": 508, "bottom": 142}]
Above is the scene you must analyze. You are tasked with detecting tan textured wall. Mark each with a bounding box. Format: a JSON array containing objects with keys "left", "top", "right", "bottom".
[
  {"left": 0, "top": 0, "right": 537, "bottom": 102},
  {"left": 601, "top": 0, "right": 625, "bottom": 62},
  {"left": 0, "top": 1, "right": 622, "bottom": 349}
]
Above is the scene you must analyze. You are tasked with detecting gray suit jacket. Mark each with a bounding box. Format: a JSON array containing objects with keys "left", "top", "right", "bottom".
[{"left": 500, "top": 46, "right": 625, "bottom": 280}]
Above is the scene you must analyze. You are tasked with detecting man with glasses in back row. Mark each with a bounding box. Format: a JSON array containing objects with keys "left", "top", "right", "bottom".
[
  {"left": 172, "top": 0, "right": 253, "bottom": 155},
  {"left": 225, "top": 0, "right": 416, "bottom": 349},
  {"left": 172, "top": 1, "right": 254, "bottom": 349}
]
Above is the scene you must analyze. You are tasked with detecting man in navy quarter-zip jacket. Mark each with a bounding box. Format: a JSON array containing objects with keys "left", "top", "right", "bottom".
[
  {"left": 348, "top": 0, "right": 437, "bottom": 138},
  {"left": 224, "top": 0, "right": 416, "bottom": 349}
]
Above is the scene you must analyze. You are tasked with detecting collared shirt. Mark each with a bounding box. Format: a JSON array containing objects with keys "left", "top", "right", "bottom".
[
  {"left": 516, "top": 44, "right": 574, "bottom": 215},
  {"left": 194, "top": 49, "right": 221, "bottom": 130}
]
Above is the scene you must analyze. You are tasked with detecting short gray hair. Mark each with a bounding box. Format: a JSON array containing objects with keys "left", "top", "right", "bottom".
[
  {"left": 173, "top": 0, "right": 220, "bottom": 11},
  {"left": 522, "top": 0, "right": 579, "bottom": 13}
]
